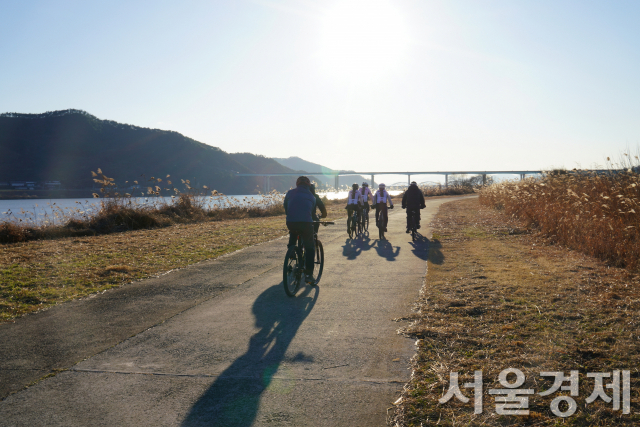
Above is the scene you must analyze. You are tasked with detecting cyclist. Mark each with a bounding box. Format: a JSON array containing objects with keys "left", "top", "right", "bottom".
[
  {"left": 283, "top": 176, "right": 316, "bottom": 284},
  {"left": 374, "top": 183, "right": 394, "bottom": 232},
  {"left": 310, "top": 183, "right": 328, "bottom": 235},
  {"left": 346, "top": 183, "right": 364, "bottom": 235},
  {"left": 360, "top": 182, "right": 374, "bottom": 225},
  {"left": 402, "top": 181, "right": 426, "bottom": 233}
]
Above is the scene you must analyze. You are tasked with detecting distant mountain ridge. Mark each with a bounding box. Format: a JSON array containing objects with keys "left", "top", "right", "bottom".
[
  {"left": 273, "top": 157, "right": 375, "bottom": 188},
  {"left": 0, "top": 109, "right": 317, "bottom": 194}
]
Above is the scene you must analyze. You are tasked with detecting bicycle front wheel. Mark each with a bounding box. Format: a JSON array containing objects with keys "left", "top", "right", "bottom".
[
  {"left": 312, "top": 240, "right": 324, "bottom": 285},
  {"left": 283, "top": 248, "right": 301, "bottom": 297}
]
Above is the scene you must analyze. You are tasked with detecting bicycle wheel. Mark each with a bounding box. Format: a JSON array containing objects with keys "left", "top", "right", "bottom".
[
  {"left": 411, "top": 220, "right": 417, "bottom": 241},
  {"left": 351, "top": 212, "right": 358, "bottom": 238},
  {"left": 364, "top": 210, "right": 369, "bottom": 231},
  {"left": 312, "top": 240, "right": 324, "bottom": 285},
  {"left": 283, "top": 247, "right": 302, "bottom": 297}
]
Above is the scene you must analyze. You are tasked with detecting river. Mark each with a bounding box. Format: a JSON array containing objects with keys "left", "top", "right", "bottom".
[{"left": 0, "top": 190, "right": 403, "bottom": 225}]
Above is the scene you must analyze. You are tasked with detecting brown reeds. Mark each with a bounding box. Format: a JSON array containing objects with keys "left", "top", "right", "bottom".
[
  {"left": 422, "top": 184, "right": 477, "bottom": 197},
  {"left": 480, "top": 167, "right": 640, "bottom": 269},
  {"left": 0, "top": 171, "right": 287, "bottom": 244}
]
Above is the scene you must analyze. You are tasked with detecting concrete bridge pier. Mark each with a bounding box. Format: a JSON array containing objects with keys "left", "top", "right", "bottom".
[{"left": 445, "top": 174, "right": 449, "bottom": 188}]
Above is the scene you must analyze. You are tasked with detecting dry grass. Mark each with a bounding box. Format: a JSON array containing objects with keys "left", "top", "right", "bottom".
[
  {"left": 0, "top": 201, "right": 345, "bottom": 322},
  {"left": 390, "top": 198, "right": 640, "bottom": 426},
  {"left": 479, "top": 169, "right": 640, "bottom": 270},
  {"left": 422, "top": 184, "right": 478, "bottom": 197}
]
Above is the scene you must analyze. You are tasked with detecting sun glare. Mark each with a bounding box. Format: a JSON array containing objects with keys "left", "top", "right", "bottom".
[{"left": 317, "top": 0, "right": 410, "bottom": 81}]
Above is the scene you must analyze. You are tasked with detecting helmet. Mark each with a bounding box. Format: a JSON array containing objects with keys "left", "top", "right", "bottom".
[
  {"left": 296, "top": 176, "right": 311, "bottom": 186},
  {"left": 379, "top": 183, "right": 386, "bottom": 188},
  {"left": 362, "top": 182, "right": 368, "bottom": 187},
  {"left": 410, "top": 181, "right": 417, "bottom": 186},
  {"left": 352, "top": 183, "right": 359, "bottom": 190}
]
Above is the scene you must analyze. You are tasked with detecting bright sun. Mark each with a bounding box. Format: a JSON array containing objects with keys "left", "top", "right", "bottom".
[{"left": 317, "top": 0, "right": 410, "bottom": 81}]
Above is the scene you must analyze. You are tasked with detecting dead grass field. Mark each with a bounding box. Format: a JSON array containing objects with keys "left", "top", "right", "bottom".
[
  {"left": 0, "top": 202, "right": 346, "bottom": 322},
  {"left": 391, "top": 198, "right": 640, "bottom": 426}
]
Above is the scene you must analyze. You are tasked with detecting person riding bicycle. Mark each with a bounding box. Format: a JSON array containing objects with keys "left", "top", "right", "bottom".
[
  {"left": 374, "top": 183, "right": 394, "bottom": 232},
  {"left": 360, "top": 182, "right": 374, "bottom": 218},
  {"left": 310, "top": 183, "right": 328, "bottom": 234},
  {"left": 402, "top": 181, "right": 426, "bottom": 233},
  {"left": 283, "top": 176, "right": 316, "bottom": 284},
  {"left": 346, "top": 183, "right": 364, "bottom": 235}
]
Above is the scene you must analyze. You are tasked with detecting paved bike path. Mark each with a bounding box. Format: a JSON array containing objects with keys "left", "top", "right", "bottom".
[{"left": 0, "top": 196, "right": 473, "bottom": 426}]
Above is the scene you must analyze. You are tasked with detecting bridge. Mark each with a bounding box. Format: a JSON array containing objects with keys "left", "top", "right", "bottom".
[{"left": 236, "top": 170, "right": 543, "bottom": 192}]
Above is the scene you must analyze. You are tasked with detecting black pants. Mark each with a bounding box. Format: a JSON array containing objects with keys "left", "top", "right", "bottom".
[
  {"left": 375, "top": 203, "right": 388, "bottom": 230},
  {"left": 346, "top": 205, "right": 362, "bottom": 230},
  {"left": 406, "top": 208, "right": 421, "bottom": 228},
  {"left": 286, "top": 221, "right": 315, "bottom": 274}
]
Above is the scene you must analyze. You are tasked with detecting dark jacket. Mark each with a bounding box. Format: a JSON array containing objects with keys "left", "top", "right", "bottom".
[
  {"left": 312, "top": 194, "right": 327, "bottom": 221},
  {"left": 402, "top": 185, "right": 426, "bottom": 209},
  {"left": 284, "top": 185, "right": 316, "bottom": 222}
]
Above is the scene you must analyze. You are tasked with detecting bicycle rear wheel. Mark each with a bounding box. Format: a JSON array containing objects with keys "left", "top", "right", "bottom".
[
  {"left": 411, "top": 212, "right": 417, "bottom": 241},
  {"left": 312, "top": 240, "right": 324, "bottom": 285},
  {"left": 283, "top": 247, "right": 302, "bottom": 297},
  {"left": 378, "top": 210, "right": 386, "bottom": 240}
]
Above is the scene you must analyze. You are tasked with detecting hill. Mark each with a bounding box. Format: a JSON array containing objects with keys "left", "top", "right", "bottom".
[
  {"left": 273, "top": 156, "right": 375, "bottom": 189},
  {"left": 0, "top": 110, "right": 302, "bottom": 195}
]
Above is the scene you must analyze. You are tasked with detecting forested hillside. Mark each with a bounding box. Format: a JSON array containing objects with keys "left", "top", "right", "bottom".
[{"left": 0, "top": 110, "right": 302, "bottom": 194}]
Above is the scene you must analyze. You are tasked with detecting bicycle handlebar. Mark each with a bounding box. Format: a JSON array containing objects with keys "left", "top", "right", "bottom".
[{"left": 313, "top": 221, "right": 335, "bottom": 225}]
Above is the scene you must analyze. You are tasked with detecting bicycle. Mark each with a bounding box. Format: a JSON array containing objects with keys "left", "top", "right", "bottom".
[
  {"left": 347, "top": 207, "right": 362, "bottom": 239},
  {"left": 362, "top": 204, "right": 370, "bottom": 232},
  {"left": 283, "top": 221, "right": 334, "bottom": 297},
  {"left": 409, "top": 209, "right": 418, "bottom": 241},
  {"left": 376, "top": 204, "right": 393, "bottom": 240}
]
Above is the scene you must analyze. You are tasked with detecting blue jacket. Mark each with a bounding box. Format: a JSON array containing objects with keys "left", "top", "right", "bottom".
[{"left": 284, "top": 185, "right": 316, "bottom": 222}]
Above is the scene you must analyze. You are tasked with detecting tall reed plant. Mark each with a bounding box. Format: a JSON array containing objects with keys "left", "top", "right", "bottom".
[{"left": 480, "top": 164, "right": 640, "bottom": 269}]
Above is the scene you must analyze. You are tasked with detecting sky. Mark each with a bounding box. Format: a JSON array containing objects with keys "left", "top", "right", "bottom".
[{"left": 2, "top": 0, "right": 639, "bottom": 179}]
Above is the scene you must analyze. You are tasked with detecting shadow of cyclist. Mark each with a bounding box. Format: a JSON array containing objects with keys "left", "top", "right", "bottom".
[
  {"left": 373, "top": 239, "right": 400, "bottom": 261},
  {"left": 341, "top": 238, "right": 363, "bottom": 260},
  {"left": 408, "top": 234, "right": 431, "bottom": 260},
  {"left": 181, "top": 284, "right": 318, "bottom": 427}
]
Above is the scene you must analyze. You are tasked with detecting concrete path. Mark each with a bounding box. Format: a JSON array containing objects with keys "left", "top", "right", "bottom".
[{"left": 0, "top": 196, "right": 472, "bottom": 426}]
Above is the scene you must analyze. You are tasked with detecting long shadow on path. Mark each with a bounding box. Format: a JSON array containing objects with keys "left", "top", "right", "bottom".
[
  {"left": 341, "top": 235, "right": 376, "bottom": 260},
  {"left": 181, "top": 284, "right": 318, "bottom": 427},
  {"left": 407, "top": 235, "right": 444, "bottom": 264},
  {"left": 373, "top": 239, "right": 400, "bottom": 261}
]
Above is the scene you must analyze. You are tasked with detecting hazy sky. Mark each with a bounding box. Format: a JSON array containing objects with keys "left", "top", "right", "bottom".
[{"left": 2, "top": 0, "right": 639, "bottom": 175}]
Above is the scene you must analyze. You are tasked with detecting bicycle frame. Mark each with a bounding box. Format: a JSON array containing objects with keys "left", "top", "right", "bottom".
[{"left": 283, "top": 221, "right": 333, "bottom": 296}]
